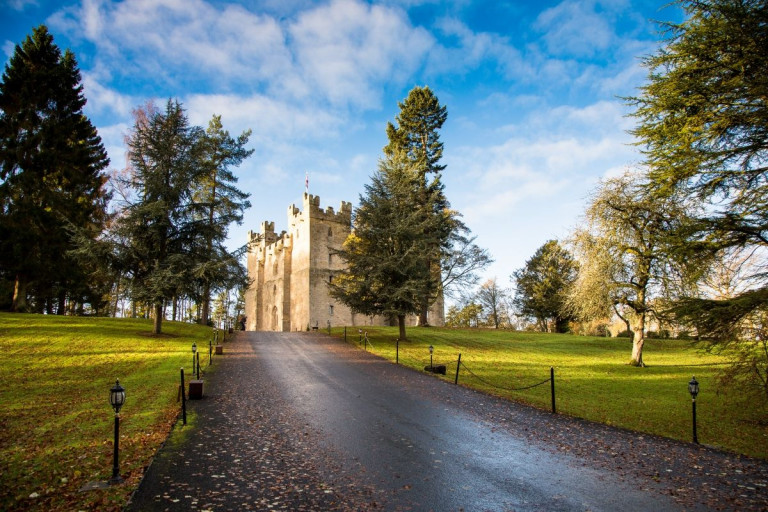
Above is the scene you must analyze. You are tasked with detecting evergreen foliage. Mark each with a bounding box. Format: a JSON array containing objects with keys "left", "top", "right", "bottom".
[
  {"left": 0, "top": 25, "right": 110, "bottom": 313},
  {"left": 191, "top": 114, "right": 253, "bottom": 325},
  {"left": 629, "top": 0, "right": 768, "bottom": 395},
  {"left": 383, "top": 86, "right": 452, "bottom": 325},
  {"left": 512, "top": 240, "right": 577, "bottom": 333},
  {"left": 331, "top": 152, "right": 447, "bottom": 339},
  {"left": 114, "top": 100, "right": 204, "bottom": 334},
  {"left": 445, "top": 302, "right": 483, "bottom": 328},
  {"left": 629, "top": 0, "right": 768, "bottom": 335},
  {"left": 384, "top": 85, "right": 447, "bottom": 177}
]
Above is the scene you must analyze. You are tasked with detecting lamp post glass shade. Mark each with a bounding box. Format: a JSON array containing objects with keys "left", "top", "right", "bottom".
[
  {"left": 688, "top": 376, "right": 699, "bottom": 400},
  {"left": 429, "top": 345, "right": 434, "bottom": 355},
  {"left": 192, "top": 342, "right": 197, "bottom": 354},
  {"left": 110, "top": 379, "right": 125, "bottom": 414}
]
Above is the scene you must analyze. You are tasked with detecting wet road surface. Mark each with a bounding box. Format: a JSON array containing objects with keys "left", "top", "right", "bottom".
[
  {"left": 128, "top": 331, "right": 768, "bottom": 511},
  {"left": 254, "top": 331, "right": 679, "bottom": 511}
]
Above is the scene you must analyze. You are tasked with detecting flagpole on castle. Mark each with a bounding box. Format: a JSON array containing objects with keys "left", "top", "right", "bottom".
[{"left": 305, "top": 172, "right": 309, "bottom": 195}]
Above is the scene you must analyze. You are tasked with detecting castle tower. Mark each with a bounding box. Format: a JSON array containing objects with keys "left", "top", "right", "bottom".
[{"left": 244, "top": 193, "right": 444, "bottom": 331}]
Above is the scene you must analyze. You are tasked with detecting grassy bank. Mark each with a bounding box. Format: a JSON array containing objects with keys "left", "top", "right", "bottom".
[
  {"left": 0, "top": 313, "right": 214, "bottom": 512},
  {"left": 333, "top": 326, "right": 768, "bottom": 459}
]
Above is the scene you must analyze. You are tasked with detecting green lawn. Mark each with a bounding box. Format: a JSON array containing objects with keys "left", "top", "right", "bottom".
[
  {"left": 2, "top": 317, "right": 765, "bottom": 511},
  {"left": 334, "top": 326, "right": 768, "bottom": 460},
  {"left": 0, "top": 313, "right": 214, "bottom": 512}
]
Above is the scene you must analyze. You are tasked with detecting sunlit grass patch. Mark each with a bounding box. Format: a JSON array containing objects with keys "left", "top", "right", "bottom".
[{"left": 0, "top": 313, "right": 213, "bottom": 512}]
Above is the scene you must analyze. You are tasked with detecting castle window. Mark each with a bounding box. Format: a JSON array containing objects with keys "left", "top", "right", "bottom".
[
  {"left": 328, "top": 274, "right": 333, "bottom": 284},
  {"left": 328, "top": 253, "right": 332, "bottom": 265},
  {"left": 329, "top": 305, "right": 334, "bottom": 316},
  {"left": 328, "top": 227, "right": 332, "bottom": 237}
]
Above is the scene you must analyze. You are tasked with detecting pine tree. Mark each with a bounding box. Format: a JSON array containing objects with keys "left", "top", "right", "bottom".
[
  {"left": 0, "top": 25, "right": 110, "bottom": 312},
  {"left": 629, "top": 0, "right": 768, "bottom": 336},
  {"left": 331, "top": 152, "right": 444, "bottom": 340},
  {"left": 512, "top": 240, "right": 578, "bottom": 333},
  {"left": 629, "top": 0, "right": 768, "bottom": 397},
  {"left": 192, "top": 114, "right": 252, "bottom": 325},
  {"left": 384, "top": 86, "right": 447, "bottom": 177},
  {"left": 115, "top": 100, "right": 203, "bottom": 334},
  {"left": 384, "top": 86, "right": 451, "bottom": 325}
]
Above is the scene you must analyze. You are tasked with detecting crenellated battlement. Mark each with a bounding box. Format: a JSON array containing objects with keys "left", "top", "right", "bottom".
[{"left": 290, "top": 193, "right": 352, "bottom": 224}]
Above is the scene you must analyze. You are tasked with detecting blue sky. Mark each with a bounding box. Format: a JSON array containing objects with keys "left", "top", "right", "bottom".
[{"left": 2, "top": 0, "right": 682, "bottom": 298}]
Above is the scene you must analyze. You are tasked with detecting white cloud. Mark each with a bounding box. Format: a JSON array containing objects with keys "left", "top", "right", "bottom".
[
  {"left": 183, "top": 93, "right": 345, "bottom": 142},
  {"left": 424, "top": 17, "right": 531, "bottom": 81},
  {"left": 448, "top": 99, "right": 637, "bottom": 228},
  {"left": 2, "top": 40, "right": 15, "bottom": 59},
  {"left": 289, "top": 0, "right": 434, "bottom": 108},
  {"left": 50, "top": 0, "right": 295, "bottom": 92},
  {"left": 534, "top": 0, "right": 618, "bottom": 58},
  {"left": 94, "top": 122, "right": 130, "bottom": 170},
  {"left": 81, "top": 71, "right": 136, "bottom": 118},
  {"left": 6, "top": 0, "right": 38, "bottom": 10}
]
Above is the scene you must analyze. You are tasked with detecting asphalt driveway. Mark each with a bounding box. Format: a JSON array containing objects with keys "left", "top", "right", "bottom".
[{"left": 126, "top": 331, "right": 768, "bottom": 511}]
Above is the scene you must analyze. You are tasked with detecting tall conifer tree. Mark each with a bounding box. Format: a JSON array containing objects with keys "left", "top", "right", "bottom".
[
  {"left": 116, "top": 100, "right": 202, "bottom": 334},
  {"left": 0, "top": 25, "right": 110, "bottom": 312},
  {"left": 331, "top": 152, "right": 442, "bottom": 339},
  {"left": 192, "top": 115, "right": 252, "bottom": 326},
  {"left": 629, "top": 0, "right": 768, "bottom": 395},
  {"left": 384, "top": 86, "right": 451, "bottom": 325}
]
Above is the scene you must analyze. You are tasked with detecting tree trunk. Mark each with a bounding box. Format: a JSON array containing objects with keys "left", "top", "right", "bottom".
[
  {"left": 153, "top": 303, "right": 163, "bottom": 334},
  {"left": 11, "top": 274, "right": 27, "bottom": 312},
  {"left": 418, "top": 305, "right": 429, "bottom": 326},
  {"left": 112, "top": 277, "right": 121, "bottom": 318},
  {"left": 201, "top": 283, "right": 210, "bottom": 325},
  {"left": 398, "top": 314, "right": 407, "bottom": 340},
  {"left": 56, "top": 291, "right": 66, "bottom": 315},
  {"left": 630, "top": 315, "right": 645, "bottom": 367},
  {"left": 555, "top": 316, "right": 569, "bottom": 333}
]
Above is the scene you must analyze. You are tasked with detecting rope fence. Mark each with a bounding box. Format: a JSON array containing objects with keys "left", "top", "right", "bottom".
[
  {"left": 459, "top": 361, "right": 551, "bottom": 392},
  {"left": 336, "top": 328, "right": 560, "bottom": 413},
  {"left": 329, "top": 327, "right": 734, "bottom": 443}
]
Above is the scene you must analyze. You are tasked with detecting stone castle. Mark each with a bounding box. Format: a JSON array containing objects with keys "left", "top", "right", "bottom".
[{"left": 244, "top": 193, "right": 444, "bottom": 331}]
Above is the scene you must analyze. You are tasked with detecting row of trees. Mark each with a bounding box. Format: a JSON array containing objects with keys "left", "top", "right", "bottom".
[
  {"left": 571, "top": 0, "right": 768, "bottom": 380},
  {"left": 444, "top": 240, "right": 577, "bottom": 331},
  {"left": 0, "top": 26, "right": 253, "bottom": 333}
]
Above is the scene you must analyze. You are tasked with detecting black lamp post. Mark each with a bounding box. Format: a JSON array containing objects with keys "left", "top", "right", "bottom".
[
  {"left": 688, "top": 376, "right": 699, "bottom": 444},
  {"left": 429, "top": 345, "right": 434, "bottom": 370},
  {"left": 191, "top": 342, "right": 197, "bottom": 378},
  {"left": 109, "top": 379, "right": 125, "bottom": 484}
]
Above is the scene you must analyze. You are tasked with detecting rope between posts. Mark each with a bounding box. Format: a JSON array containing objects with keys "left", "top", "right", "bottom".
[
  {"left": 460, "top": 361, "right": 551, "bottom": 392},
  {"left": 654, "top": 361, "right": 731, "bottom": 367}
]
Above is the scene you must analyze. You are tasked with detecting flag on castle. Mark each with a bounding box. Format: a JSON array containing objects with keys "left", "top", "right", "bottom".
[{"left": 305, "top": 172, "right": 309, "bottom": 193}]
